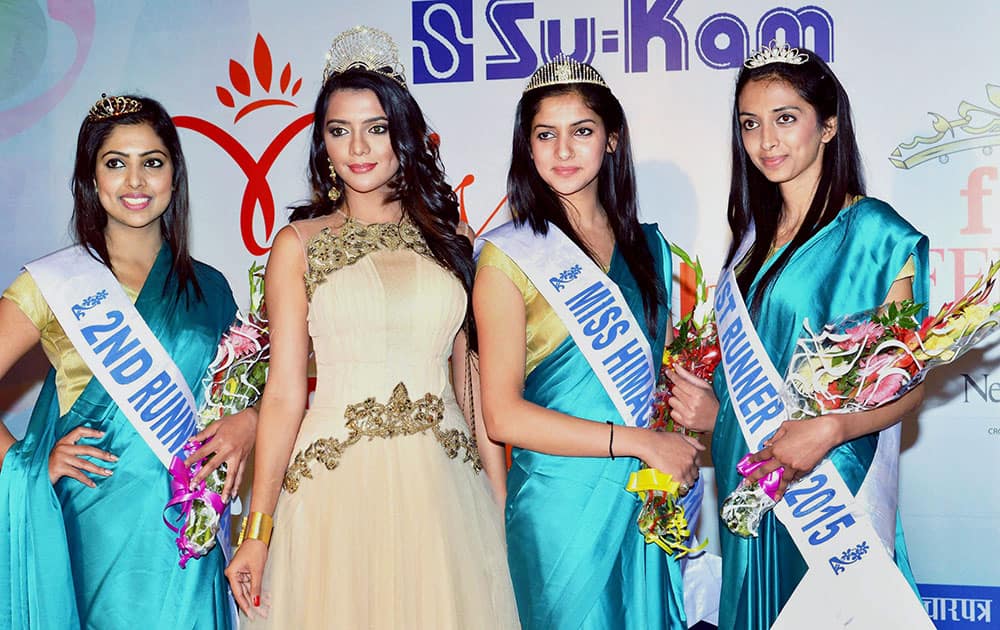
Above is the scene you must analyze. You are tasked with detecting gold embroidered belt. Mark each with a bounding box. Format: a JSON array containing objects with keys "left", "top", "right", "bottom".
[{"left": 283, "top": 382, "right": 481, "bottom": 493}]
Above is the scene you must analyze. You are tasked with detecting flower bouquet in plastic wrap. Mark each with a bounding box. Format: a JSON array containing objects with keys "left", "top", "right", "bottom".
[
  {"left": 164, "top": 263, "right": 270, "bottom": 566},
  {"left": 627, "top": 244, "right": 717, "bottom": 556},
  {"left": 722, "top": 260, "right": 1000, "bottom": 538}
]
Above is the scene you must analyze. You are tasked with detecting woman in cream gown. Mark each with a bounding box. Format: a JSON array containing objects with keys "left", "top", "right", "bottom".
[{"left": 227, "top": 27, "right": 518, "bottom": 629}]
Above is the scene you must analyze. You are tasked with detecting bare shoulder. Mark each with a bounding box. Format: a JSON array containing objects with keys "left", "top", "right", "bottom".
[{"left": 288, "top": 214, "right": 346, "bottom": 244}]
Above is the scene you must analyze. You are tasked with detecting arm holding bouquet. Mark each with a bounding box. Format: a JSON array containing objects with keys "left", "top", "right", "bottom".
[
  {"left": 474, "top": 266, "right": 703, "bottom": 486},
  {"left": 725, "top": 257, "right": 1000, "bottom": 536},
  {"left": 225, "top": 226, "right": 310, "bottom": 618},
  {"left": 743, "top": 274, "right": 923, "bottom": 499}
]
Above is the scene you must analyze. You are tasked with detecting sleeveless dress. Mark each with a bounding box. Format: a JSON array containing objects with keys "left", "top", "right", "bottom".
[
  {"left": 248, "top": 215, "right": 519, "bottom": 629},
  {"left": 0, "top": 245, "right": 235, "bottom": 629},
  {"left": 711, "top": 198, "right": 928, "bottom": 629},
  {"left": 476, "top": 223, "right": 687, "bottom": 630}
]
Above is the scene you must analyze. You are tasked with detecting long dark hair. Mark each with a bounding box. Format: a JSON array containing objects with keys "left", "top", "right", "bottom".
[
  {"left": 289, "top": 69, "right": 477, "bottom": 347},
  {"left": 725, "top": 49, "right": 864, "bottom": 317},
  {"left": 507, "top": 82, "right": 665, "bottom": 336},
  {"left": 71, "top": 95, "right": 201, "bottom": 300}
]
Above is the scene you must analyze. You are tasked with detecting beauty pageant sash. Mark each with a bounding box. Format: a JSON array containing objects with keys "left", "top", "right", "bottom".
[
  {"left": 715, "top": 235, "right": 932, "bottom": 628},
  {"left": 478, "top": 222, "right": 656, "bottom": 428},
  {"left": 25, "top": 246, "right": 198, "bottom": 468}
]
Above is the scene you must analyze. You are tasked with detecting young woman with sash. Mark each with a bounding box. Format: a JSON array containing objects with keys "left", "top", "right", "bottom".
[
  {"left": 474, "top": 56, "right": 704, "bottom": 630},
  {"left": 224, "top": 27, "right": 518, "bottom": 628},
  {"left": 699, "top": 44, "right": 931, "bottom": 629},
  {"left": 0, "top": 95, "right": 257, "bottom": 629}
]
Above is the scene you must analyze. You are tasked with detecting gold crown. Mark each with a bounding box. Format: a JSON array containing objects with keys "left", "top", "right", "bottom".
[
  {"left": 87, "top": 93, "right": 142, "bottom": 121},
  {"left": 323, "top": 25, "right": 406, "bottom": 87},
  {"left": 743, "top": 41, "right": 809, "bottom": 69},
  {"left": 523, "top": 55, "right": 608, "bottom": 93}
]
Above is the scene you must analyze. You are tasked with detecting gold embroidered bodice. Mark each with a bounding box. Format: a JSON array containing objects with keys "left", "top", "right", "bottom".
[
  {"left": 303, "top": 214, "right": 432, "bottom": 300},
  {"left": 285, "top": 213, "right": 477, "bottom": 491}
]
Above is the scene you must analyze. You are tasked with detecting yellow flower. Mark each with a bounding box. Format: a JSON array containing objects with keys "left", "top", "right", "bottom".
[{"left": 921, "top": 332, "right": 956, "bottom": 361}]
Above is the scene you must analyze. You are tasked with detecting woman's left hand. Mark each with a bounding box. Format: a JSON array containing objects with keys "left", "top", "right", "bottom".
[
  {"left": 183, "top": 407, "right": 258, "bottom": 501},
  {"left": 744, "top": 415, "right": 841, "bottom": 500},
  {"left": 665, "top": 365, "right": 719, "bottom": 433}
]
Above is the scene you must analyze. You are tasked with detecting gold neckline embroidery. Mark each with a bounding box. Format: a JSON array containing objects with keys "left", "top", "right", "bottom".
[{"left": 303, "top": 214, "right": 432, "bottom": 300}]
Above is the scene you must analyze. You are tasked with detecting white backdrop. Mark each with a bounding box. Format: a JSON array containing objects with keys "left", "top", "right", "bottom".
[{"left": 1, "top": 2, "right": 998, "bottom": 627}]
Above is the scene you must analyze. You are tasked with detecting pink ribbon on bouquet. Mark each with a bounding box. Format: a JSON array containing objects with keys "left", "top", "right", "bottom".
[
  {"left": 736, "top": 453, "right": 782, "bottom": 501},
  {"left": 163, "top": 441, "right": 225, "bottom": 568}
]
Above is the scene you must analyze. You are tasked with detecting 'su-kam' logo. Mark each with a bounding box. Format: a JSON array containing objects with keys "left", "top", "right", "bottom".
[{"left": 411, "top": 0, "right": 834, "bottom": 84}]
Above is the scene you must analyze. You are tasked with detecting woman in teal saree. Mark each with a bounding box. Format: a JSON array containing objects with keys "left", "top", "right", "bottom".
[
  {"left": 701, "top": 46, "right": 929, "bottom": 629},
  {"left": 0, "top": 95, "right": 256, "bottom": 629},
  {"left": 475, "top": 57, "right": 703, "bottom": 630}
]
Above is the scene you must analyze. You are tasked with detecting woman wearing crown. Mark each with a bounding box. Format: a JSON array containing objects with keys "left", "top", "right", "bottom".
[
  {"left": 224, "top": 27, "right": 519, "bottom": 628},
  {"left": 473, "top": 57, "right": 703, "bottom": 629},
  {"left": 676, "top": 43, "right": 930, "bottom": 629},
  {"left": 0, "top": 95, "right": 256, "bottom": 628}
]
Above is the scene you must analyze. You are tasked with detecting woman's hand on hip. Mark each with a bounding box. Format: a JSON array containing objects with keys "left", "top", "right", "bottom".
[{"left": 48, "top": 426, "right": 116, "bottom": 487}]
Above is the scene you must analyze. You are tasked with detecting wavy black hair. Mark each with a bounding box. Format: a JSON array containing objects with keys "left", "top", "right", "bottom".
[
  {"left": 289, "top": 68, "right": 476, "bottom": 347},
  {"left": 71, "top": 95, "right": 201, "bottom": 300},
  {"left": 725, "top": 49, "right": 864, "bottom": 317},
  {"left": 507, "top": 81, "right": 665, "bottom": 336}
]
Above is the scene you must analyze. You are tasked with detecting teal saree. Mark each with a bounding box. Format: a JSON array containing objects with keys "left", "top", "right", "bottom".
[
  {"left": 711, "top": 198, "right": 929, "bottom": 629},
  {"left": 505, "top": 224, "right": 687, "bottom": 630},
  {"left": 0, "top": 245, "right": 236, "bottom": 630}
]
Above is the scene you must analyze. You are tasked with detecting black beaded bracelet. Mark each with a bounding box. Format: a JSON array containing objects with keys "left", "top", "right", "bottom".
[{"left": 606, "top": 420, "right": 615, "bottom": 460}]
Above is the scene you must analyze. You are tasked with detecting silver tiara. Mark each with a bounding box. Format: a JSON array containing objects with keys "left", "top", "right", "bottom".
[
  {"left": 322, "top": 25, "right": 406, "bottom": 87},
  {"left": 523, "top": 54, "right": 608, "bottom": 93},
  {"left": 744, "top": 41, "right": 809, "bottom": 69}
]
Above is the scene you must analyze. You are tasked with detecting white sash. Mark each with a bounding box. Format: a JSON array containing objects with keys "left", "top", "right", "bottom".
[
  {"left": 715, "top": 236, "right": 932, "bottom": 628},
  {"left": 25, "top": 246, "right": 198, "bottom": 468},
  {"left": 478, "top": 222, "right": 656, "bottom": 427}
]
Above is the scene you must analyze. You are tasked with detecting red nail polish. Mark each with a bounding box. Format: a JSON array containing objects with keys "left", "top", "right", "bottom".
[{"left": 254, "top": 596, "right": 260, "bottom": 607}]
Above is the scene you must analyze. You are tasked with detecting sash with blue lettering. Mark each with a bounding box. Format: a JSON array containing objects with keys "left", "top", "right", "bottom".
[
  {"left": 25, "top": 246, "right": 199, "bottom": 467},
  {"left": 478, "top": 221, "right": 656, "bottom": 428},
  {"left": 715, "top": 233, "right": 933, "bottom": 629}
]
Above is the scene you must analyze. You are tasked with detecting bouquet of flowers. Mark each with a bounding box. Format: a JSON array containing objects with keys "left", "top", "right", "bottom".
[
  {"left": 722, "top": 259, "right": 1000, "bottom": 538},
  {"left": 165, "top": 263, "right": 270, "bottom": 567},
  {"left": 627, "top": 244, "right": 718, "bottom": 556},
  {"left": 649, "top": 244, "right": 721, "bottom": 434}
]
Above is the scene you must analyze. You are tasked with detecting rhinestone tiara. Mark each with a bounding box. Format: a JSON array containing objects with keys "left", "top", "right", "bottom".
[
  {"left": 87, "top": 93, "right": 142, "bottom": 121},
  {"left": 743, "top": 41, "right": 809, "bottom": 69},
  {"left": 523, "top": 55, "right": 608, "bottom": 93},
  {"left": 323, "top": 25, "right": 406, "bottom": 87}
]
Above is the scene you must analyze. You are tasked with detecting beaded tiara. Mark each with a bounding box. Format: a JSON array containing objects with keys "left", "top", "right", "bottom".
[
  {"left": 87, "top": 93, "right": 142, "bottom": 121},
  {"left": 743, "top": 41, "right": 809, "bottom": 69},
  {"left": 323, "top": 25, "right": 406, "bottom": 87},
  {"left": 523, "top": 55, "right": 608, "bottom": 93}
]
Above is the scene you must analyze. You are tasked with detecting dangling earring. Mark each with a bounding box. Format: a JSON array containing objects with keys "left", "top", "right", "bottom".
[{"left": 327, "top": 159, "right": 341, "bottom": 202}]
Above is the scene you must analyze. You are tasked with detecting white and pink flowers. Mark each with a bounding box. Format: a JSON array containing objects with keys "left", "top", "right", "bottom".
[
  {"left": 165, "top": 263, "right": 270, "bottom": 566},
  {"left": 723, "top": 259, "right": 1000, "bottom": 538}
]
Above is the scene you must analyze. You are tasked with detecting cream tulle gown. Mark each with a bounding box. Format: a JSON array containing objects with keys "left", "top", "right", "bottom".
[{"left": 247, "top": 215, "right": 519, "bottom": 629}]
